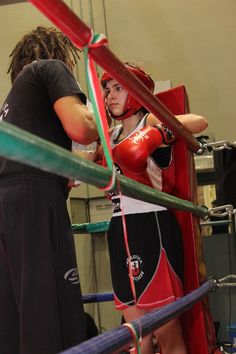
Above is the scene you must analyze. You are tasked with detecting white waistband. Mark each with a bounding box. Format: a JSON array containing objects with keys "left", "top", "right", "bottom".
[{"left": 111, "top": 194, "right": 166, "bottom": 216}]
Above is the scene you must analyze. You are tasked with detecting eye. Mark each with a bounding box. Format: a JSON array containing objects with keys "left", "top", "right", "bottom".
[
  {"left": 115, "top": 85, "right": 123, "bottom": 92},
  {"left": 104, "top": 89, "right": 110, "bottom": 98}
]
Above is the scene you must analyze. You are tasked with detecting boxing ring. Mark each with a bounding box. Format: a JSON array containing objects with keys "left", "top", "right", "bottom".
[
  {"left": 0, "top": 0, "right": 236, "bottom": 352},
  {"left": 1, "top": 122, "right": 235, "bottom": 354}
]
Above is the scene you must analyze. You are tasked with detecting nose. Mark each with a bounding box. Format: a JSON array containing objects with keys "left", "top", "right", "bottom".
[
  {"left": 107, "top": 93, "right": 114, "bottom": 100},
  {"left": 107, "top": 88, "right": 116, "bottom": 100}
]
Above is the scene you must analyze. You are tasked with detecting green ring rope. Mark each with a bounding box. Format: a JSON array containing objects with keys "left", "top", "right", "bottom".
[
  {"left": 72, "top": 221, "right": 110, "bottom": 234},
  {"left": 0, "top": 121, "right": 208, "bottom": 218}
]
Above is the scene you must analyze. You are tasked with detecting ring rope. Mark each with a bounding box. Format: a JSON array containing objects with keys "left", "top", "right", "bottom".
[
  {"left": 72, "top": 219, "right": 231, "bottom": 234},
  {"left": 122, "top": 323, "right": 142, "bottom": 354},
  {"left": 0, "top": 121, "right": 209, "bottom": 217},
  {"left": 217, "top": 274, "right": 236, "bottom": 288},
  {"left": 72, "top": 221, "right": 110, "bottom": 234},
  {"left": 82, "top": 292, "right": 113, "bottom": 304},
  {"left": 81, "top": 272, "right": 236, "bottom": 303},
  {"left": 83, "top": 34, "right": 114, "bottom": 179},
  {"left": 60, "top": 278, "right": 218, "bottom": 354},
  {"left": 83, "top": 33, "right": 138, "bottom": 300}
]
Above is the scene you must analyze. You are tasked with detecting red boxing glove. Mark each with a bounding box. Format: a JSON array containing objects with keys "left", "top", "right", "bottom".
[
  {"left": 158, "top": 124, "right": 175, "bottom": 145},
  {"left": 113, "top": 125, "right": 174, "bottom": 174}
]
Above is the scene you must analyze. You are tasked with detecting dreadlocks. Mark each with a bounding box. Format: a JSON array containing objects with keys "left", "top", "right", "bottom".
[{"left": 8, "top": 26, "right": 81, "bottom": 83}]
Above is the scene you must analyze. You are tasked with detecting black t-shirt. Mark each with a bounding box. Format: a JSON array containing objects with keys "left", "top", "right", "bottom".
[{"left": 0, "top": 59, "right": 86, "bottom": 186}]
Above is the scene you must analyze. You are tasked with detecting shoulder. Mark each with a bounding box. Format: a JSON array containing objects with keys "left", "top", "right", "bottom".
[
  {"left": 26, "top": 59, "right": 73, "bottom": 77},
  {"left": 33, "top": 59, "right": 68, "bottom": 69},
  {"left": 32, "top": 60, "right": 86, "bottom": 105},
  {"left": 19, "top": 60, "right": 71, "bottom": 82}
]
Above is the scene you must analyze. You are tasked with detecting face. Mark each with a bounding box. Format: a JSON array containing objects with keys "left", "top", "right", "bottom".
[{"left": 103, "top": 79, "right": 128, "bottom": 117}]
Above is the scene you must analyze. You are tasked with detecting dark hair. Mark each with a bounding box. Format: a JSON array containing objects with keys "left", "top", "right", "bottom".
[{"left": 8, "top": 26, "right": 81, "bottom": 83}]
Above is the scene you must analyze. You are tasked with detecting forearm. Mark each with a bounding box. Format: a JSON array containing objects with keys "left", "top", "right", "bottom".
[
  {"left": 176, "top": 114, "right": 208, "bottom": 134},
  {"left": 66, "top": 105, "right": 99, "bottom": 144},
  {"left": 147, "top": 113, "right": 208, "bottom": 134},
  {"left": 54, "top": 95, "right": 99, "bottom": 144}
]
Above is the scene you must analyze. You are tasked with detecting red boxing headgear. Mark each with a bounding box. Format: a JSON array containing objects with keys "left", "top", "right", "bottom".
[{"left": 101, "top": 65, "right": 155, "bottom": 120}]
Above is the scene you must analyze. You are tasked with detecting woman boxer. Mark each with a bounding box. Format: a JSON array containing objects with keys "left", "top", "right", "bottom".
[{"left": 100, "top": 63, "right": 208, "bottom": 354}]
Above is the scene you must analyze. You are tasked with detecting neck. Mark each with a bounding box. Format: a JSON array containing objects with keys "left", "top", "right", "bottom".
[{"left": 121, "top": 111, "right": 145, "bottom": 135}]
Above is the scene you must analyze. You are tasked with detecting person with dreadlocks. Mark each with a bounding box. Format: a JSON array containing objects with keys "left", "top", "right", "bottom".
[
  {"left": 99, "top": 64, "right": 208, "bottom": 354},
  {"left": 0, "top": 26, "right": 98, "bottom": 354}
]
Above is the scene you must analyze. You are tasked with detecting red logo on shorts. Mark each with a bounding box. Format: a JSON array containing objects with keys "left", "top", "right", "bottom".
[{"left": 126, "top": 255, "right": 144, "bottom": 281}]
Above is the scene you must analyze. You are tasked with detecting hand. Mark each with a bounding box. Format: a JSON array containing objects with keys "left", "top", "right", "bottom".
[{"left": 113, "top": 125, "right": 167, "bottom": 174}]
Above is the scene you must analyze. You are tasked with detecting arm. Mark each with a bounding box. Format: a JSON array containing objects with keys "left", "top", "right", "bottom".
[
  {"left": 175, "top": 114, "right": 208, "bottom": 134},
  {"left": 146, "top": 113, "right": 208, "bottom": 134},
  {"left": 54, "top": 95, "right": 99, "bottom": 144}
]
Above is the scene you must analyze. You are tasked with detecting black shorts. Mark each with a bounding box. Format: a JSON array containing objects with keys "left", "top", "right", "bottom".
[
  {"left": 107, "top": 210, "right": 184, "bottom": 310},
  {"left": 0, "top": 175, "right": 86, "bottom": 354}
]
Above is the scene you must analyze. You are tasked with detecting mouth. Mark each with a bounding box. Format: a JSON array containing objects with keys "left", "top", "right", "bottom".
[{"left": 109, "top": 103, "right": 118, "bottom": 110}]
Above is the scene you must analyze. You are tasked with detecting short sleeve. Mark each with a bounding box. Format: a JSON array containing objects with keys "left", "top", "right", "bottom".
[{"left": 38, "top": 60, "right": 87, "bottom": 105}]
